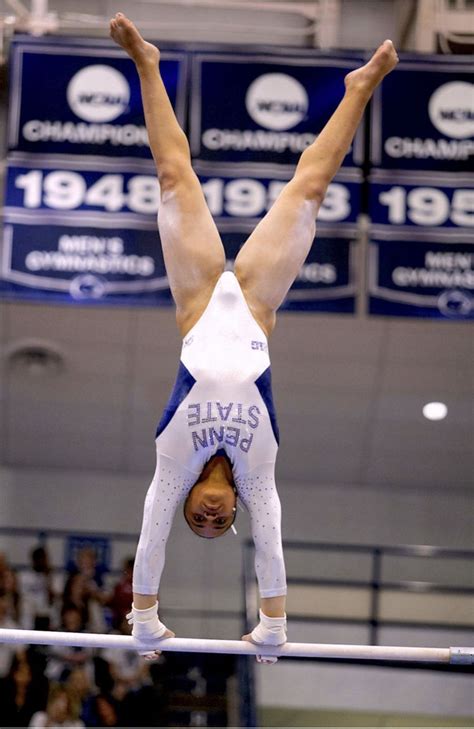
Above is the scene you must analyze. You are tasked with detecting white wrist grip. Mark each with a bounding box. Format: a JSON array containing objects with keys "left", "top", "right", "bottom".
[
  {"left": 126, "top": 602, "right": 168, "bottom": 651},
  {"left": 251, "top": 609, "right": 287, "bottom": 647}
]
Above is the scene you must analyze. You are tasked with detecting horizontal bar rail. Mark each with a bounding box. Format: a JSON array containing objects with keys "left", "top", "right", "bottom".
[{"left": 0, "top": 629, "right": 472, "bottom": 664}]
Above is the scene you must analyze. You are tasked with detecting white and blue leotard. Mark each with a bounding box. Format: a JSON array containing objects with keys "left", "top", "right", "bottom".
[{"left": 133, "top": 271, "right": 287, "bottom": 599}]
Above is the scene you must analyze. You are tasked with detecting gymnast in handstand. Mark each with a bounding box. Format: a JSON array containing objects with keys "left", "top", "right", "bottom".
[{"left": 109, "top": 13, "right": 398, "bottom": 663}]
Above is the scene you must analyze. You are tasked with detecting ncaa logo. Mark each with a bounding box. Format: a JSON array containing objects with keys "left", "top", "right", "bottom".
[
  {"left": 428, "top": 81, "right": 474, "bottom": 139},
  {"left": 67, "top": 65, "right": 130, "bottom": 123},
  {"left": 245, "top": 73, "right": 308, "bottom": 131}
]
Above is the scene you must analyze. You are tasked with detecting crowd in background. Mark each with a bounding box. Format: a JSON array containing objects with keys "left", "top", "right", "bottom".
[{"left": 0, "top": 546, "right": 169, "bottom": 727}]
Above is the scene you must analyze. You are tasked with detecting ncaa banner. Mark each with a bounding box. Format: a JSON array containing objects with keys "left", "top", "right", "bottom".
[
  {"left": 369, "top": 169, "right": 474, "bottom": 229},
  {"left": 5, "top": 155, "right": 361, "bottom": 228},
  {"left": 1, "top": 154, "right": 171, "bottom": 304},
  {"left": 190, "top": 52, "right": 365, "bottom": 169},
  {"left": 7, "top": 35, "right": 187, "bottom": 159},
  {"left": 0, "top": 215, "right": 357, "bottom": 312},
  {"left": 370, "top": 55, "right": 473, "bottom": 173},
  {"left": 218, "top": 222, "right": 358, "bottom": 313},
  {"left": 368, "top": 227, "right": 474, "bottom": 319},
  {"left": 0, "top": 214, "right": 172, "bottom": 305},
  {"left": 5, "top": 153, "right": 160, "bottom": 216},
  {"left": 194, "top": 163, "right": 362, "bottom": 230},
  {"left": 1, "top": 153, "right": 358, "bottom": 309}
]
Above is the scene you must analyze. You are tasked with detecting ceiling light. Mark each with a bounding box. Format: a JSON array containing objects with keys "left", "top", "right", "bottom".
[
  {"left": 6, "top": 341, "right": 64, "bottom": 376},
  {"left": 422, "top": 402, "right": 448, "bottom": 421}
]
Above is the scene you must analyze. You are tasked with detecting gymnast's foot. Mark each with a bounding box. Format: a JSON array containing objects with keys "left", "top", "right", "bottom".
[
  {"left": 109, "top": 12, "right": 159, "bottom": 69},
  {"left": 345, "top": 39, "right": 399, "bottom": 94}
]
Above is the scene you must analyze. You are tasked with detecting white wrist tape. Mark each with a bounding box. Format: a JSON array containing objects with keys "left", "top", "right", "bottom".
[
  {"left": 126, "top": 601, "right": 168, "bottom": 645},
  {"left": 251, "top": 609, "right": 287, "bottom": 646}
]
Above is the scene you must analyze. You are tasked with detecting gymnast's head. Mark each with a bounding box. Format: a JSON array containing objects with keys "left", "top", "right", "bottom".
[{"left": 183, "top": 453, "right": 237, "bottom": 539}]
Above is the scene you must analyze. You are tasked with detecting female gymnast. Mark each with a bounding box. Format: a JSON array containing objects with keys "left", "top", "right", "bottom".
[{"left": 109, "top": 13, "right": 398, "bottom": 663}]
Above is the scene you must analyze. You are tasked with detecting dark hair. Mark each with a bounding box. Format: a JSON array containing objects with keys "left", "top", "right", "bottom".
[{"left": 61, "top": 602, "right": 87, "bottom": 631}]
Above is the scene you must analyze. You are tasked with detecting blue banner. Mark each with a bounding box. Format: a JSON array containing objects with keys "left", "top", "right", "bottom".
[
  {"left": 5, "top": 156, "right": 361, "bottom": 227},
  {"left": 65, "top": 536, "right": 110, "bottom": 582},
  {"left": 1, "top": 151, "right": 360, "bottom": 309},
  {"left": 190, "top": 52, "right": 365, "bottom": 168},
  {"left": 368, "top": 227, "right": 474, "bottom": 319},
  {"left": 8, "top": 36, "right": 187, "bottom": 159},
  {"left": 369, "top": 170, "right": 474, "bottom": 229},
  {"left": 5, "top": 155, "right": 160, "bottom": 215},
  {"left": 1, "top": 216, "right": 357, "bottom": 312},
  {"left": 370, "top": 56, "right": 473, "bottom": 173},
  {"left": 195, "top": 164, "right": 361, "bottom": 229},
  {"left": 0, "top": 215, "right": 172, "bottom": 305},
  {"left": 2, "top": 38, "right": 364, "bottom": 312}
]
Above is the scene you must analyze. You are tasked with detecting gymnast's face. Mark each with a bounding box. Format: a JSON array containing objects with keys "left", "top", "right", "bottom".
[{"left": 184, "top": 464, "right": 237, "bottom": 539}]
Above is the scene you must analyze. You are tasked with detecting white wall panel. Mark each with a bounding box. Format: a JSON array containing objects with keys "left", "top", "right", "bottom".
[{"left": 257, "top": 661, "right": 474, "bottom": 716}]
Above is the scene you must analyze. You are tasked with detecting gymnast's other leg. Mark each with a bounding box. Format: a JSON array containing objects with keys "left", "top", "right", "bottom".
[
  {"left": 110, "top": 13, "right": 226, "bottom": 340},
  {"left": 234, "top": 40, "right": 399, "bottom": 337}
]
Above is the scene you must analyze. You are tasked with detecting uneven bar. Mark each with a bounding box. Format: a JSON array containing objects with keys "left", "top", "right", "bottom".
[{"left": 0, "top": 629, "right": 472, "bottom": 664}]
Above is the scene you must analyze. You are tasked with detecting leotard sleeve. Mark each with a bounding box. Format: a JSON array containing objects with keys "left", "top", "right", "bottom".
[
  {"left": 235, "top": 461, "right": 287, "bottom": 598},
  {"left": 132, "top": 452, "right": 197, "bottom": 595}
]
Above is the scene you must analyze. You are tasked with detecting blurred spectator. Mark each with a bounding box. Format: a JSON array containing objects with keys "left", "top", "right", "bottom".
[
  {"left": 63, "top": 574, "right": 90, "bottom": 629},
  {"left": 0, "top": 551, "right": 21, "bottom": 621},
  {"left": 92, "top": 693, "right": 120, "bottom": 727},
  {"left": 19, "top": 547, "right": 55, "bottom": 630},
  {"left": 71, "top": 547, "right": 107, "bottom": 589},
  {"left": 65, "top": 667, "right": 97, "bottom": 727},
  {"left": 108, "top": 557, "right": 134, "bottom": 629},
  {"left": 0, "top": 589, "right": 25, "bottom": 679},
  {"left": 45, "top": 606, "right": 94, "bottom": 683},
  {"left": 64, "top": 548, "right": 108, "bottom": 633},
  {"left": 0, "top": 654, "right": 47, "bottom": 726},
  {"left": 63, "top": 572, "right": 106, "bottom": 634},
  {"left": 0, "top": 546, "right": 179, "bottom": 727},
  {"left": 29, "top": 684, "right": 84, "bottom": 728}
]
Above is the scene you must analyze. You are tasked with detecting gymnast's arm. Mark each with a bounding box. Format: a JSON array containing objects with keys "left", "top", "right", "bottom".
[
  {"left": 129, "top": 452, "right": 197, "bottom": 653},
  {"left": 133, "top": 452, "right": 196, "bottom": 594},
  {"left": 235, "top": 461, "right": 288, "bottom": 653}
]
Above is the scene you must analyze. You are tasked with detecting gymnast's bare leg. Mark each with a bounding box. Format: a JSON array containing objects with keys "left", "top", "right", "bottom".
[
  {"left": 110, "top": 12, "right": 227, "bottom": 655},
  {"left": 234, "top": 40, "right": 399, "bottom": 337},
  {"left": 110, "top": 13, "right": 226, "bottom": 338}
]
